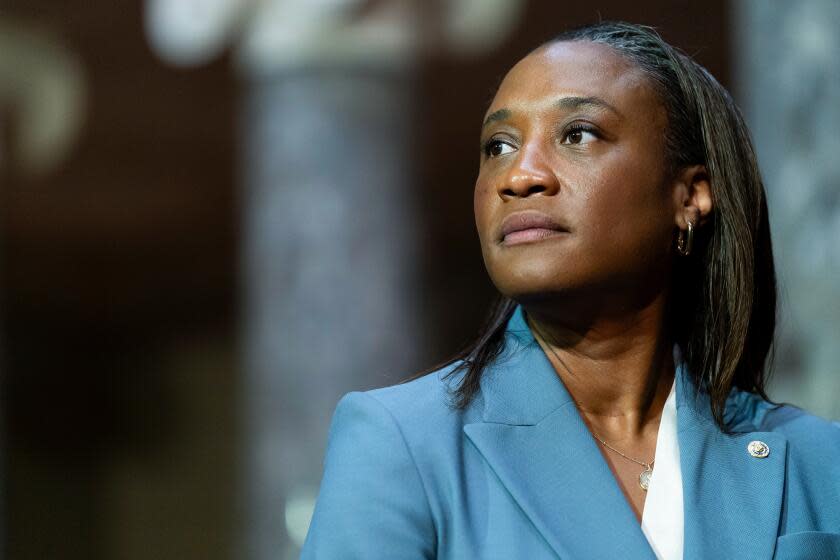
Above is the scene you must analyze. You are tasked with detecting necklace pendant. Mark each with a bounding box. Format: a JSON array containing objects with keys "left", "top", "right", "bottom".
[{"left": 638, "top": 466, "right": 653, "bottom": 491}]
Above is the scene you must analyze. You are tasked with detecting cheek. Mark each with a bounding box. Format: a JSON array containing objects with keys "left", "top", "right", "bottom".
[
  {"left": 473, "top": 178, "right": 495, "bottom": 240},
  {"left": 573, "top": 155, "right": 673, "bottom": 257}
]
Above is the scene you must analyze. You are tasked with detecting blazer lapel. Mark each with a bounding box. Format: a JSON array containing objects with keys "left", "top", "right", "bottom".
[
  {"left": 676, "top": 365, "right": 787, "bottom": 560},
  {"left": 463, "top": 306, "right": 656, "bottom": 559}
]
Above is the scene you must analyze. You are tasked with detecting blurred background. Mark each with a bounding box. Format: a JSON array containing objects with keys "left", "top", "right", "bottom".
[{"left": 0, "top": 0, "right": 838, "bottom": 558}]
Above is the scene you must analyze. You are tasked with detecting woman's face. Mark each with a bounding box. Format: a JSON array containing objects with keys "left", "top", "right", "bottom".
[{"left": 474, "top": 41, "right": 678, "bottom": 305}]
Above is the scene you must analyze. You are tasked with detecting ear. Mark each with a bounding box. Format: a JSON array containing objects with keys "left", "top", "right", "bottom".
[{"left": 671, "top": 164, "right": 713, "bottom": 229}]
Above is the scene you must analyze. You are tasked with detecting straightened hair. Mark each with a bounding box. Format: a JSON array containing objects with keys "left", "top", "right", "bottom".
[{"left": 406, "top": 21, "right": 777, "bottom": 430}]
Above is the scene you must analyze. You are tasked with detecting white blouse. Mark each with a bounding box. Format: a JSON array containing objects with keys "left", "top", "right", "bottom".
[{"left": 640, "top": 379, "right": 684, "bottom": 560}]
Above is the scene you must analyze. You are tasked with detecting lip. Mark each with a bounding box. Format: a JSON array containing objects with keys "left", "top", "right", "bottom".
[{"left": 499, "top": 210, "right": 570, "bottom": 245}]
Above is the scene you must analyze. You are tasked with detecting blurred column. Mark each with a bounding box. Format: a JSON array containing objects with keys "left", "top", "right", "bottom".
[
  {"left": 240, "top": 68, "right": 421, "bottom": 558},
  {"left": 145, "top": 1, "right": 524, "bottom": 558},
  {"left": 734, "top": 0, "right": 840, "bottom": 419}
]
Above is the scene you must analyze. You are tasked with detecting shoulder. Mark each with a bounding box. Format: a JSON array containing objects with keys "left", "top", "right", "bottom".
[
  {"left": 760, "top": 400, "right": 840, "bottom": 460},
  {"left": 760, "top": 401, "right": 840, "bottom": 439},
  {"left": 336, "top": 361, "right": 479, "bottom": 459},
  {"left": 327, "top": 360, "right": 464, "bottom": 454},
  {"left": 748, "top": 398, "right": 840, "bottom": 527},
  {"left": 361, "top": 361, "right": 473, "bottom": 425},
  {"left": 324, "top": 359, "right": 477, "bottom": 469},
  {"left": 731, "top": 389, "right": 839, "bottom": 439},
  {"left": 302, "top": 362, "right": 471, "bottom": 557},
  {"left": 325, "top": 362, "right": 467, "bottom": 464},
  {"left": 322, "top": 359, "right": 481, "bottom": 492},
  {"left": 731, "top": 390, "right": 840, "bottom": 472},
  {"left": 321, "top": 359, "right": 474, "bottom": 480},
  {"left": 728, "top": 388, "right": 837, "bottom": 433}
]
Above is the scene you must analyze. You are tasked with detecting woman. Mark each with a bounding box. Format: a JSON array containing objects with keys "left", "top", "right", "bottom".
[{"left": 301, "top": 22, "right": 840, "bottom": 559}]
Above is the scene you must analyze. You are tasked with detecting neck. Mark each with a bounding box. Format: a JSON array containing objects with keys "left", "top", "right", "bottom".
[{"left": 523, "top": 293, "right": 675, "bottom": 438}]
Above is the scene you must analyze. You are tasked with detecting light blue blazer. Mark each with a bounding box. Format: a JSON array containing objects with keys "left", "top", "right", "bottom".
[{"left": 302, "top": 306, "right": 840, "bottom": 559}]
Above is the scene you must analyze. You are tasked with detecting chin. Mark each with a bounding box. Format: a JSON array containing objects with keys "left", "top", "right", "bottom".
[
  {"left": 487, "top": 265, "right": 577, "bottom": 302},
  {"left": 484, "top": 241, "right": 568, "bottom": 290}
]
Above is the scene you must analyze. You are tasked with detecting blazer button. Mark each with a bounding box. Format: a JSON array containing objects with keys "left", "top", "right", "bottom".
[{"left": 747, "top": 440, "right": 770, "bottom": 458}]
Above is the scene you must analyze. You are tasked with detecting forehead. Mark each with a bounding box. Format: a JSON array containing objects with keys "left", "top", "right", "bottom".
[{"left": 487, "top": 41, "right": 659, "bottom": 118}]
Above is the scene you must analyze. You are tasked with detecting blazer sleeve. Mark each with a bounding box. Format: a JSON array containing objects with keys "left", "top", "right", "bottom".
[{"left": 301, "top": 391, "right": 437, "bottom": 559}]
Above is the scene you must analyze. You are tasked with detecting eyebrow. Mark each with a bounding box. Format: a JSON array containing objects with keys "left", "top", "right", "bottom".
[
  {"left": 481, "top": 96, "right": 621, "bottom": 129},
  {"left": 556, "top": 95, "right": 621, "bottom": 116},
  {"left": 482, "top": 108, "right": 511, "bottom": 128}
]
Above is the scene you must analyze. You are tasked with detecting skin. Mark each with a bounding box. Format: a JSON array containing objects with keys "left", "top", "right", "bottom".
[{"left": 474, "top": 40, "right": 713, "bottom": 521}]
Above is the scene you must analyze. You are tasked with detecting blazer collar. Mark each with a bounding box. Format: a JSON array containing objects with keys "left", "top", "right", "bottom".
[{"left": 464, "top": 304, "right": 787, "bottom": 560}]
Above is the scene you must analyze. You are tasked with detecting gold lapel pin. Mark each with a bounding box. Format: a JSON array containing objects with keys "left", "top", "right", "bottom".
[{"left": 747, "top": 440, "right": 770, "bottom": 458}]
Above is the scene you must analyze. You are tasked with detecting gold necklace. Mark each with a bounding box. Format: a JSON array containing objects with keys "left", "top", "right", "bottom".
[
  {"left": 529, "top": 318, "right": 656, "bottom": 491},
  {"left": 590, "top": 432, "right": 655, "bottom": 491}
]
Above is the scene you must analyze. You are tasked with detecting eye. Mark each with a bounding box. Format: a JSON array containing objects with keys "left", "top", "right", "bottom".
[
  {"left": 561, "top": 124, "right": 600, "bottom": 145},
  {"left": 483, "top": 139, "right": 517, "bottom": 158}
]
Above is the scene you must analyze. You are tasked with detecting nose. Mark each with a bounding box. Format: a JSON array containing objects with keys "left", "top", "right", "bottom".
[{"left": 497, "top": 145, "right": 560, "bottom": 200}]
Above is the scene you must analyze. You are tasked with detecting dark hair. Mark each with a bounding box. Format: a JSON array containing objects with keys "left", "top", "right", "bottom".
[{"left": 409, "top": 21, "right": 777, "bottom": 430}]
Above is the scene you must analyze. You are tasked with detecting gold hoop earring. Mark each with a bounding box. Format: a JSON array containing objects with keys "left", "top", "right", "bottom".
[{"left": 676, "top": 220, "right": 694, "bottom": 256}]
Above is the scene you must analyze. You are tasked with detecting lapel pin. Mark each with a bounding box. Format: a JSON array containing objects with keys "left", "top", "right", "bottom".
[{"left": 747, "top": 440, "right": 770, "bottom": 458}]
